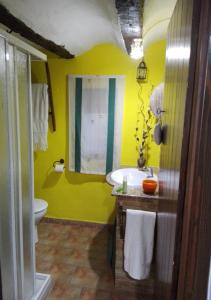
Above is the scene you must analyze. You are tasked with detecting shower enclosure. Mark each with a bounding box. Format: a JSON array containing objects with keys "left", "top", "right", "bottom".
[{"left": 0, "top": 30, "right": 50, "bottom": 299}]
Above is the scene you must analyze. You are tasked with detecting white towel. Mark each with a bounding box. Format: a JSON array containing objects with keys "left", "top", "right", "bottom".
[
  {"left": 124, "top": 209, "right": 156, "bottom": 280},
  {"left": 150, "top": 83, "right": 164, "bottom": 118},
  {"left": 32, "top": 84, "right": 49, "bottom": 151}
]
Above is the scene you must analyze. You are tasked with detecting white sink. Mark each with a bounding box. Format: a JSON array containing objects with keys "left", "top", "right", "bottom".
[{"left": 107, "top": 168, "right": 157, "bottom": 187}]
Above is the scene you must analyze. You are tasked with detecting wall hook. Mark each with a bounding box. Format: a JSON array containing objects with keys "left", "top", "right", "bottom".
[{"left": 157, "top": 108, "right": 166, "bottom": 115}]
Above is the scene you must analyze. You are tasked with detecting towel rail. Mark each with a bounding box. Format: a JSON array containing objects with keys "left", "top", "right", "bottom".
[
  {"left": 122, "top": 206, "right": 157, "bottom": 213},
  {"left": 119, "top": 206, "right": 157, "bottom": 239},
  {"left": 45, "top": 61, "right": 56, "bottom": 131}
]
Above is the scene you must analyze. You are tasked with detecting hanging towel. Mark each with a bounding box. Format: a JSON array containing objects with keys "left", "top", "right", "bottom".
[
  {"left": 124, "top": 209, "right": 156, "bottom": 280},
  {"left": 32, "top": 84, "right": 49, "bottom": 151},
  {"left": 150, "top": 83, "right": 164, "bottom": 118}
]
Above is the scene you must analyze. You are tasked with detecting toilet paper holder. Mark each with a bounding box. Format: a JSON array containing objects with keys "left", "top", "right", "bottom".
[{"left": 53, "top": 158, "right": 65, "bottom": 168}]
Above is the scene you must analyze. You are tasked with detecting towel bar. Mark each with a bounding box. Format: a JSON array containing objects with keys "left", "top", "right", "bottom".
[
  {"left": 119, "top": 206, "right": 157, "bottom": 239},
  {"left": 45, "top": 62, "right": 56, "bottom": 131},
  {"left": 122, "top": 206, "right": 157, "bottom": 213}
]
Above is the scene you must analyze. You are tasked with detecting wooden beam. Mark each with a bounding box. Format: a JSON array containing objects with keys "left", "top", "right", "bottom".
[
  {"left": 115, "top": 0, "right": 144, "bottom": 53},
  {"left": 45, "top": 62, "right": 56, "bottom": 132},
  {"left": 0, "top": 4, "right": 74, "bottom": 59}
]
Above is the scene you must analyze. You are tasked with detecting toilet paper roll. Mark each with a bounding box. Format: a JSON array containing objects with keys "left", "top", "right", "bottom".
[{"left": 54, "top": 164, "right": 64, "bottom": 173}]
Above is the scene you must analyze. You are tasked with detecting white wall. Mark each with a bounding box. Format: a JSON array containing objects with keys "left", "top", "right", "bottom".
[{"left": 143, "top": 0, "right": 177, "bottom": 50}]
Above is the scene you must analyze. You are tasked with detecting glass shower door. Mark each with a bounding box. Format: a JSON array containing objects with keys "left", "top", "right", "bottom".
[
  {"left": 16, "top": 49, "right": 35, "bottom": 300},
  {"left": 0, "top": 34, "right": 18, "bottom": 300},
  {"left": 0, "top": 35, "right": 35, "bottom": 300}
]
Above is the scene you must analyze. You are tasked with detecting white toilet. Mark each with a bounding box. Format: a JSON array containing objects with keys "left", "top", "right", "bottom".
[{"left": 34, "top": 198, "right": 48, "bottom": 243}]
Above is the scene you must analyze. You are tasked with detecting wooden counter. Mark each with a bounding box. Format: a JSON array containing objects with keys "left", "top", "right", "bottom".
[{"left": 113, "top": 189, "right": 159, "bottom": 299}]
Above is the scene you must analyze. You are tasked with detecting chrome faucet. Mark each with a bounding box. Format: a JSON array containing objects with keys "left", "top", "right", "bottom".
[
  {"left": 147, "top": 167, "right": 154, "bottom": 178},
  {"left": 139, "top": 166, "right": 154, "bottom": 178}
]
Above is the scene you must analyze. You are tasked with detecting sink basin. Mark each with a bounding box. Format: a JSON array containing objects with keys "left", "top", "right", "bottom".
[{"left": 107, "top": 168, "right": 157, "bottom": 187}]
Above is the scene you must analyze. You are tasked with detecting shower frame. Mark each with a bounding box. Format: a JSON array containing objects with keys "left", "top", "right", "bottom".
[{"left": 0, "top": 29, "right": 47, "bottom": 300}]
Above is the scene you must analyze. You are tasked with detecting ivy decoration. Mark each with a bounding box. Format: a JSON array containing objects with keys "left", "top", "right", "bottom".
[{"left": 135, "top": 82, "right": 155, "bottom": 167}]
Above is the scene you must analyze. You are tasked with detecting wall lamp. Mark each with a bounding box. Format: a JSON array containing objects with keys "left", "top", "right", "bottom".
[{"left": 136, "top": 60, "right": 147, "bottom": 82}]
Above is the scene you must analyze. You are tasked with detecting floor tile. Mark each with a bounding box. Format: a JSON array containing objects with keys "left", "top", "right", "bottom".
[
  {"left": 69, "top": 266, "right": 100, "bottom": 288},
  {"left": 36, "top": 222, "right": 147, "bottom": 300},
  {"left": 46, "top": 281, "right": 81, "bottom": 300},
  {"left": 80, "top": 287, "right": 112, "bottom": 300}
]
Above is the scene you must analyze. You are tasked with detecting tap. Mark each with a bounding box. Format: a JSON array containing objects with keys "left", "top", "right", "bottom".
[
  {"left": 147, "top": 167, "right": 154, "bottom": 178},
  {"left": 139, "top": 166, "right": 154, "bottom": 178}
]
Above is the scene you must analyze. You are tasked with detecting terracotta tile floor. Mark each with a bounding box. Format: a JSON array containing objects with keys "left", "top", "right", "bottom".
[{"left": 36, "top": 222, "right": 149, "bottom": 300}]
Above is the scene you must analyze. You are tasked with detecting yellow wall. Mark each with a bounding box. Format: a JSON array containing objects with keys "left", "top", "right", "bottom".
[{"left": 32, "top": 41, "right": 166, "bottom": 224}]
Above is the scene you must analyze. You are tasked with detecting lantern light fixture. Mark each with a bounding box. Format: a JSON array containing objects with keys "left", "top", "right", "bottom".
[{"left": 136, "top": 60, "right": 147, "bottom": 82}]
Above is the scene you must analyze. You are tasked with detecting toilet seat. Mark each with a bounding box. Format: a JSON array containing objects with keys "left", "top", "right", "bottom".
[{"left": 34, "top": 198, "right": 48, "bottom": 214}]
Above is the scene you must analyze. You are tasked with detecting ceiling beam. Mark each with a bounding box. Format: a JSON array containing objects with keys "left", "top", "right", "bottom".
[
  {"left": 115, "top": 0, "right": 144, "bottom": 54},
  {"left": 0, "top": 4, "right": 74, "bottom": 59}
]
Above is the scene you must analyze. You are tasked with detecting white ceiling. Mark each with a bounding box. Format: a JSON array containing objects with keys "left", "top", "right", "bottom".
[
  {"left": 143, "top": 0, "right": 177, "bottom": 49},
  {"left": 0, "top": 0, "right": 177, "bottom": 56},
  {"left": 0, "top": 0, "right": 125, "bottom": 56}
]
